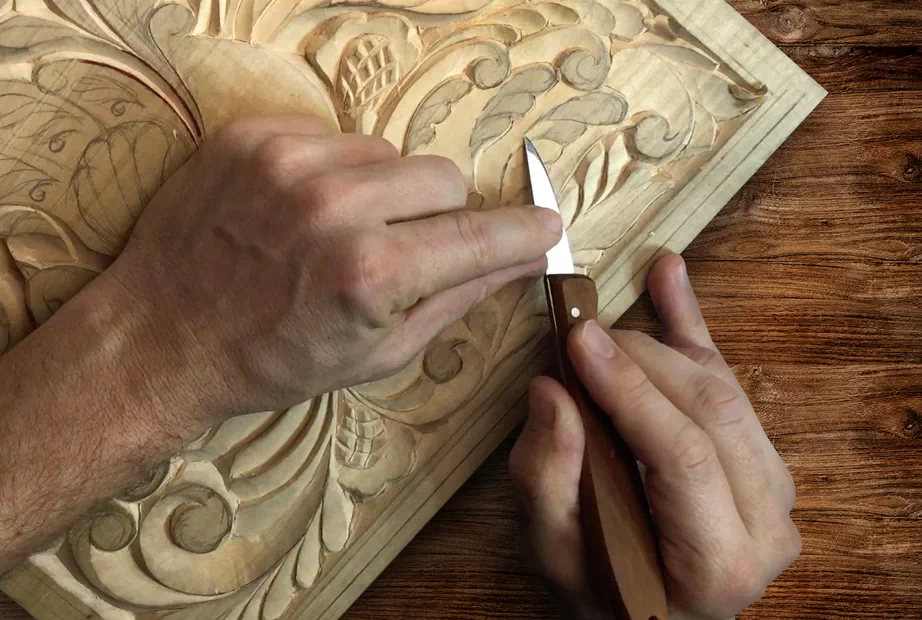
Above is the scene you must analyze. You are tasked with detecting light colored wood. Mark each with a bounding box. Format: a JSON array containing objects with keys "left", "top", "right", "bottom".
[{"left": 0, "top": 0, "right": 824, "bottom": 619}]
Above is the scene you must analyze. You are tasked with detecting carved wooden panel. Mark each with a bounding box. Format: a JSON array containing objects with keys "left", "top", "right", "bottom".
[{"left": 0, "top": 0, "right": 824, "bottom": 618}]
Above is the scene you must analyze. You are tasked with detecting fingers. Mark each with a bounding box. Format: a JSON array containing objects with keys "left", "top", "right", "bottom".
[
  {"left": 646, "top": 253, "right": 795, "bottom": 514},
  {"left": 559, "top": 261, "right": 800, "bottom": 618},
  {"left": 246, "top": 134, "right": 401, "bottom": 196},
  {"left": 329, "top": 155, "right": 470, "bottom": 224},
  {"left": 386, "top": 205, "right": 560, "bottom": 309},
  {"left": 607, "top": 329, "right": 793, "bottom": 529},
  {"left": 566, "top": 321, "right": 751, "bottom": 558},
  {"left": 282, "top": 134, "right": 400, "bottom": 174},
  {"left": 243, "top": 135, "right": 557, "bottom": 316},
  {"left": 647, "top": 254, "right": 740, "bottom": 390},
  {"left": 388, "top": 258, "right": 545, "bottom": 361},
  {"left": 648, "top": 254, "right": 712, "bottom": 349},
  {"left": 509, "top": 378, "right": 604, "bottom": 614},
  {"left": 511, "top": 379, "right": 585, "bottom": 530}
]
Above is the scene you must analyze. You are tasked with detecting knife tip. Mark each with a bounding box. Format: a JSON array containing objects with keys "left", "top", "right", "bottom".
[{"left": 523, "top": 137, "right": 538, "bottom": 156}]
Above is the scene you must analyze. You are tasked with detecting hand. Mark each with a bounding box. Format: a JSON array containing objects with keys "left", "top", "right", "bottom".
[
  {"left": 96, "top": 115, "right": 561, "bottom": 428},
  {"left": 509, "top": 254, "right": 800, "bottom": 620}
]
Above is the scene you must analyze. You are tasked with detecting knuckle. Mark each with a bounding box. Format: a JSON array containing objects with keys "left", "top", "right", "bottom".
[
  {"left": 454, "top": 210, "right": 496, "bottom": 272},
  {"left": 299, "top": 174, "right": 351, "bottom": 224},
  {"left": 677, "top": 539, "right": 779, "bottom": 617},
  {"left": 780, "top": 468, "right": 798, "bottom": 512},
  {"left": 420, "top": 155, "right": 466, "bottom": 202},
  {"left": 616, "top": 329, "right": 649, "bottom": 350},
  {"left": 340, "top": 236, "right": 397, "bottom": 323},
  {"left": 689, "top": 373, "right": 743, "bottom": 418},
  {"left": 669, "top": 421, "right": 719, "bottom": 478},
  {"left": 692, "top": 549, "right": 767, "bottom": 615},
  {"left": 765, "top": 520, "right": 802, "bottom": 570},
  {"left": 212, "top": 119, "right": 260, "bottom": 148},
  {"left": 251, "top": 135, "right": 300, "bottom": 186},
  {"left": 686, "top": 344, "right": 723, "bottom": 369},
  {"left": 429, "top": 154, "right": 465, "bottom": 186},
  {"left": 369, "top": 331, "right": 417, "bottom": 380},
  {"left": 388, "top": 335, "right": 419, "bottom": 371},
  {"left": 617, "top": 365, "right": 656, "bottom": 403},
  {"left": 366, "top": 135, "right": 401, "bottom": 160},
  {"left": 778, "top": 522, "right": 803, "bottom": 567}
]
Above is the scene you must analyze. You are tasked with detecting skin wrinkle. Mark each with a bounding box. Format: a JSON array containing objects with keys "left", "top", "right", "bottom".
[
  {"left": 0, "top": 115, "right": 795, "bottom": 620},
  {"left": 510, "top": 254, "right": 798, "bottom": 620}
]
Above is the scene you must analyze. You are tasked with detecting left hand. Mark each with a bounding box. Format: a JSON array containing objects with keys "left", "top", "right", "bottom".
[{"left": 509, "top": 253, "right": 800, "bottom": 619}]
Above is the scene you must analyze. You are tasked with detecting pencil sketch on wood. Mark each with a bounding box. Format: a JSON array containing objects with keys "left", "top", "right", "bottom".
[{"left": 0, "top": 0, "right": 824, "bottom": 618}]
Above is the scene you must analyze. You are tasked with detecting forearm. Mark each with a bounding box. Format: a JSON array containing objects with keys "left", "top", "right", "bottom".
[{"left": 0, "top": 276, "right": 206, "bottom": 575}]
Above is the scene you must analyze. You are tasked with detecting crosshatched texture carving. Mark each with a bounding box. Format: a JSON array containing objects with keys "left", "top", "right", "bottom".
[{"left": 0, "top": 0, "right": 824, "bottom": 618}]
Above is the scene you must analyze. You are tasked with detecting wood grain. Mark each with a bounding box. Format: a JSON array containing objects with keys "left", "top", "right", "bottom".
[
  {"left": 2, "top": 2, "right": 920, "bottom": 620},
  {"left": 345, "top": 15, "right": 922, "bottom": 618},
  {"left": 732, "top": 1, "right": 922, "bottom": 45},
  {"left": 785, "top": 46, "right": 922, "bottom": 92},
  {"left": 0, "top": 0, "right": 825, "bottom": 618}
]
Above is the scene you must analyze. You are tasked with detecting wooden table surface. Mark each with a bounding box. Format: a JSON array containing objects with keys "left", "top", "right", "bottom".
[{"left": 3, "top": 1, "right": 921, "bottom": 619}]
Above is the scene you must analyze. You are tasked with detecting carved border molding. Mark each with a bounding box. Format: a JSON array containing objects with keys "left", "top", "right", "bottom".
[{"left": 0, "top": 0, "right": 824, "bottom": 618}]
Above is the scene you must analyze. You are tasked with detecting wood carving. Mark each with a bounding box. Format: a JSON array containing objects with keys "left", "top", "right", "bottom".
[{"left": 0, "top": 0, "right": 824, "bottom": 619}]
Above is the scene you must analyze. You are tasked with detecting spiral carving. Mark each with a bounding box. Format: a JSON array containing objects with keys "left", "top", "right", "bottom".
[
  {"left": 470, "top": 42, "right": 512, "bottom": 89},
  {"left": 88, "top": 506, "right": 137, "bottom": 552},
  {"left": 423, "top": 337, "right": 466, "bottom": 384},
  {"left": 627, "top": 112, "right": 687, "bottom": 160},
  {"left": 0, "top": 0, "right": 779, "bottom": 618},
  {"left": 167, "top": 487, "right": 233, "bottom": 554},
  {"left": 558, "top": 40, "right": 610, "bottom": 91}
]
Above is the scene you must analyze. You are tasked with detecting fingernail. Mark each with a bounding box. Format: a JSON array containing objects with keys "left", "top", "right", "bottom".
[
  {"left": 528, "top": 387, "right": 557, "bottom": 431},
  {"left": 533, "top": 207, "right": 562, "bottom": 234},
  {"left": 676, "top": 257, "right": 690, "bottom": 286},
  {"left": 581, "top": 320, "right": 616, "bottom": 359}
]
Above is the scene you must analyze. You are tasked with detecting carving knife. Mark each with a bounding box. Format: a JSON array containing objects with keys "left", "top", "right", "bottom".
[{"left": 524, "top": 138, "right": 669, "bottom": 620}]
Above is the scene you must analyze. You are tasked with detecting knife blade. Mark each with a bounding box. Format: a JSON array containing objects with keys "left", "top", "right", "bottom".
[{"left": 525, "top": 138, "right": 669, "bottom": 620}]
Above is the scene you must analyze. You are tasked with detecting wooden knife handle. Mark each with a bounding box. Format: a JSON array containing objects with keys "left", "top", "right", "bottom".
[{"left": 544, "top": 273, "right": 669, "bottom": 620}]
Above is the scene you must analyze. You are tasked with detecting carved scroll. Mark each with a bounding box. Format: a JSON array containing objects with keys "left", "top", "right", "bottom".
[{"left": 0, "top": 0, "right": 824, "bottom": 618}]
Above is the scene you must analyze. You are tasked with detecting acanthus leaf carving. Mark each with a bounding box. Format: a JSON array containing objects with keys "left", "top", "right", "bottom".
[
  {"left": 470, "top": 64, "right": 557, "bottom": 156},
  {"left": 0, "top": 0, "right": 780, "bottom": 618},
  {"left": 405, "top": 77, "right": 473, "bottom": 154}
]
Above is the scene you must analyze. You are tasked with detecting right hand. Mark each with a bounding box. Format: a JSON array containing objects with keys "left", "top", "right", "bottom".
[
  {"left": 510, "top": 254, "right": 800, "bottom": 620},
  {"left": 97, "top": 115, "right": 562, "bottom": 426}
]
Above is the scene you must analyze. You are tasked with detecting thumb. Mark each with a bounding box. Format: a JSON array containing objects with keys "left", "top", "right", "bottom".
[{"left": 510, "top": 377, "right": 600, "bottom": 611}]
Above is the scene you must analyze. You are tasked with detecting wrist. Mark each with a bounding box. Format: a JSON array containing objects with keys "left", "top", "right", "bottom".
[{"left": 51, "top": 270, "right": 217, "bottom": 452}]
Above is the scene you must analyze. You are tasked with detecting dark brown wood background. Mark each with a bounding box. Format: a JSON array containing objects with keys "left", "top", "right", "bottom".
[{"left": 3, "top": 1, "right": 921, "bottom": 618}]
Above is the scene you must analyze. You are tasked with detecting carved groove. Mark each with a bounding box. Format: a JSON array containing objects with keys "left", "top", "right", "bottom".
[{"left": 0, "top": 0, "right": 801, "bottom": 619}]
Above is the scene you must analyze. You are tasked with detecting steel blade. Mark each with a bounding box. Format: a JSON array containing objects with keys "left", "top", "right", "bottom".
[{"left": 524, "top": 138, "right": 574, "bottom": 275}]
